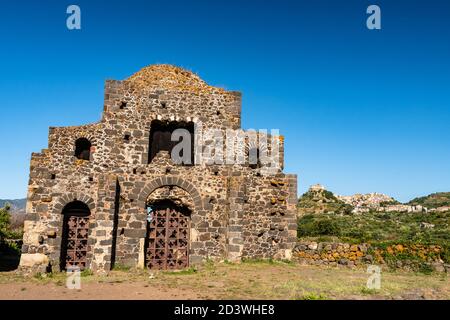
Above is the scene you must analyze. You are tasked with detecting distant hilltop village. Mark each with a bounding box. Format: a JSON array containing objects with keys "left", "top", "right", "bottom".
[
  {"left": 336, "top": 193, "right": 425, "bottom": 214},
  {"left": 299, "top": 184, "right": 450, "bottom": 215}
]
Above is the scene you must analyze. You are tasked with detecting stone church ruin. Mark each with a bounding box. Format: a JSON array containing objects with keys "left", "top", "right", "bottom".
[{"left": 19, "top": 65, "right": 298, "bottom": 273}]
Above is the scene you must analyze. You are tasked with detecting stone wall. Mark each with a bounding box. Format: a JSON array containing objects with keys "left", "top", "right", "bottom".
[
  {"left": 294, "top": 241, "right": 449, "bottom": 273},
  {"left": 20, "top": 65, "right": 298, "bottom": 273}
]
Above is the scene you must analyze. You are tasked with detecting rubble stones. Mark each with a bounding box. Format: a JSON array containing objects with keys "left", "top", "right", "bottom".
[{"left": 293, "top": 241, "right": 447, "bottom": 272}]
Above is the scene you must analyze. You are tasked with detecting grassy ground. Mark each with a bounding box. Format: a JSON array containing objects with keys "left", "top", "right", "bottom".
[{"left": 0, "top": 261, "right": 448, "bottom": 300}]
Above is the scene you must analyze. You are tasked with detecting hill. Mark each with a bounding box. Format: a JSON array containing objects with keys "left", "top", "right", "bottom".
[
  {"left": 408, "top": 192, "right": 450, "bottom": 209},
  {"left": 0, "top": 199, "right": 26, "bottom": 215},
  {"left": 297, "top": 187, "right": 450, "bottom": 266},
  {"left": 297, "top": 185, "right": 353, "bottom": 216}
]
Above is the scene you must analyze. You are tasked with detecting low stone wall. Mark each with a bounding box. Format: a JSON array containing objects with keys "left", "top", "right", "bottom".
[{"left": 293, "top": 241, "right": 449, "bottom": 273}]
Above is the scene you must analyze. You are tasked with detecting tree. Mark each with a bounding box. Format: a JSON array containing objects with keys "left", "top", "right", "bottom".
[{"left": 0, "top": 204, "right": 12, "bottom": 242}]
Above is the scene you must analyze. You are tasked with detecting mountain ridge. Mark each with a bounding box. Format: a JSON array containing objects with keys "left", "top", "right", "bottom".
[
  {"left": 0, "top": 199, "right": 26, "bottom": 215},
  {"left": 298, "top": 186, "right": 450, "bottom": 215}
]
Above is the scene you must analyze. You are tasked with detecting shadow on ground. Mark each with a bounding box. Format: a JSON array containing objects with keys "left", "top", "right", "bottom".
[{"left": 0, "top": 252, "right": 20, "bottom": 271}]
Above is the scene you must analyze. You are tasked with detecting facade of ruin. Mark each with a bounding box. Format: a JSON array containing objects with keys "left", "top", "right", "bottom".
[{"left": 19, "top": 65, "right": 298, "bottom": 273}]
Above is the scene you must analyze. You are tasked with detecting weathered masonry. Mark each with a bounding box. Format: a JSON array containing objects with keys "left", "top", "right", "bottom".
[{"left": 19, "top": 65, "right": 298, "bottom": 273}]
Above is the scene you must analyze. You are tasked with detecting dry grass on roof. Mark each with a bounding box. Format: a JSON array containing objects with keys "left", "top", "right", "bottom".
[{"left": 126, "top": 64, "right": 227, "bottom": 94}]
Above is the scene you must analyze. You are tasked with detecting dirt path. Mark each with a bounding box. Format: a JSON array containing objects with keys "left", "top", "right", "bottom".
[
  {"left": 0, "top": 281, "right": 200, "bottom": 300},
  {"left": 0, "top": 261, "right": 448, "bottom": 300}
]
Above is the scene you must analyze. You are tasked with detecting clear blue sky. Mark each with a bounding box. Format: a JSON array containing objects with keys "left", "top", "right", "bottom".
[{"left": 0, "top": 0, "right": 449, "bottom": 202}]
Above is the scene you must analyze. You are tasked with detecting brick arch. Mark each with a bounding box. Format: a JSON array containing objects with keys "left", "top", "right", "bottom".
[
  {"left": 53, "top": 192, "right": 95, "bottom": 214},
  {"left": 73, "top": 133, "right": 98, "bottom": 161},
  {"left": 73, "top": 132, "right": 97, "bottom": 146},
  {"left": 137, "top": 176, "right": 203, "bottom": 211}
]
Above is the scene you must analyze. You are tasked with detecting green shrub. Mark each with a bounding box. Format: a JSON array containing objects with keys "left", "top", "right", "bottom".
[
  {"left": 441, "top": 246, "right": 450, "bottom": 264},
  {"left": 4, "top": 241, "right": 21, "bottom": 254},
  {"left": 300, "top": 292, "right": 328, "bottom": 300},
  {"left": 0, "top": 205, "right": 11, "bottom": 241},
  {"left": 360, "top": 287, "right": 379, "bottom": 295},
  {"left": 0, "top": 205, "right": 22, "bottom": 256},
  {"left": 81, "top": 269, "right": 94, "bottom": 277},
  {"left": 112, "top": 263, "right": 131, "bottom": 271},
  {"left": 314, "top": 219, "right": 340, "bottom": 236},
  {"left": 163, "top": 267, "right": 197, "bottom": 275},
  {"left": 297, "top": 216, "right": 340, "bottom": 237},
  {"left": 297, "top": 211, "right": 449, "bottom": 246},
  {"left": 418, "top": 263, "right": 434, "bottom": 275}
]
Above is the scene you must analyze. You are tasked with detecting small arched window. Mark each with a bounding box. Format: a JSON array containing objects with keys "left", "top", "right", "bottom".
[{"left": 75, "top": 138, "right": 91, "bottom": 160}]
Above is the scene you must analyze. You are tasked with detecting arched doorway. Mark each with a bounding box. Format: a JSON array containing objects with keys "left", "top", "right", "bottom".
[
  {"left": 145, "top": 200, "right": 190, "bottom": 270},
  {"left": 60, "top": 200, "right": 91, "bottom": 271}
]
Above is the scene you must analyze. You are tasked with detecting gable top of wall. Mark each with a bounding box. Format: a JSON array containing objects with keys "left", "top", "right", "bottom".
[{"left": 124, "top": 64, "right": 231, "bottom": 95}]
